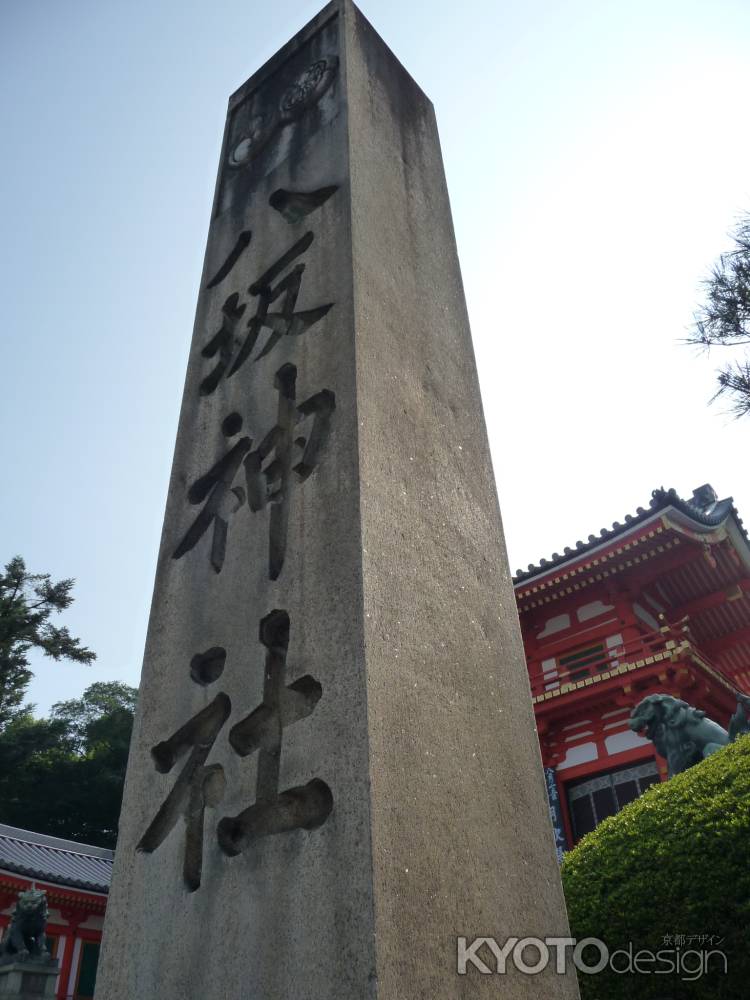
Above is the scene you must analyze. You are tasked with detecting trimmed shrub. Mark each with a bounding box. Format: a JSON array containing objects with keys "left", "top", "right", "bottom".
[{"left": 561, "top": 736, "right": 750, "bottom": 1000}]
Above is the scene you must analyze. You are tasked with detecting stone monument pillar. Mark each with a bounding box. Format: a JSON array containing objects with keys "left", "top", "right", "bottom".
[{"left": 96, "top": 3, "right": 579, "bottom": 997}]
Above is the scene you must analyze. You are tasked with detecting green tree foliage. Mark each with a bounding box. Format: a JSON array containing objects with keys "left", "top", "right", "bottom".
[
  {"left": 689, "top": 213, "right": 750, "bottom": 417},
  {"left": 562, "top": 737, "right": 750, "bottom": 999},
  {"left": 50, "top": 681, "right": 137, "bottom": 754},
  {"left": 0, "top": 556, "right": 95, "bottom": 728},
  {"left": 0, "top": 682, "right": 137, "bottom": 848}
]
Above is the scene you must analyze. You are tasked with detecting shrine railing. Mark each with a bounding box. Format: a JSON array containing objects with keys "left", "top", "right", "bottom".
[{"left": 527, "top": 625, "right": 692, "bottom": 700}]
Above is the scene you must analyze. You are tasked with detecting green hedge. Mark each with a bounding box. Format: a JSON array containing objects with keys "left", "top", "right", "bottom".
[{"left": 561, "top": 736, "right": 750, "bottom": 1000}]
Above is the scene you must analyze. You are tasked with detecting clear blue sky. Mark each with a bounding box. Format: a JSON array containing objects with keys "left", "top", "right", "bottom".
[{"left": 3, "top": 0, "right": 750, "bottom": 714}]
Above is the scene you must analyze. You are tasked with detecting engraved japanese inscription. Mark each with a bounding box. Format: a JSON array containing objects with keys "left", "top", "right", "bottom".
[
  {"left": 138, "top": 612, "right": 333, "bottom": 890},
  {"left": 145, "top": 15, "right": 342, "bottom": 895},
  {"left": 218, "top": 610, "right": 333, "bottom": 857},
  {"left": 199, "top": 230, "right": 334, "bottom": 396}
]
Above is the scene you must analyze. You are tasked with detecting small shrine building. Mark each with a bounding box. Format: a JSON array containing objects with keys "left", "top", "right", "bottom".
[
  {"left": 0, "top": 824, "right": 112, "bottom": 1000},
  {"left": 513, "top": 484, "right": 750, "bottom": 853}
]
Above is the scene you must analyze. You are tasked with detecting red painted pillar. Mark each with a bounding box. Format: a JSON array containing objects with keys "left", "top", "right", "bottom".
[{"left": 57, "top": 911, "right": 85, "bottom": 1000}]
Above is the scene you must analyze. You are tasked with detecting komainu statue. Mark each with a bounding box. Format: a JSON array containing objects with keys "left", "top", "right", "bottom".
[
  {"left": 0, "top": 889, "right": 50, "bottom": 962},
  {"left": 629, "top": 692, "right": 750, "bottom": 777}
]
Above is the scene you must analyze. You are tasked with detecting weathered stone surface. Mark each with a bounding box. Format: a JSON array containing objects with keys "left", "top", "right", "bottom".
[
  {"left": 0, "top": 960, "right": 59, "bottom": 999},
  {"left": 96, "top": 3, "right": 579, "bottom": 998}
]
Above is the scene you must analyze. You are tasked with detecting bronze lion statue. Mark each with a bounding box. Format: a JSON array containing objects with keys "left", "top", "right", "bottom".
[
  {"left": 628, "top": 694, "right": 731, "bottom": 777},
  {"left": 629, "top": 692, "right": 750, "bottom": 777},
  {"left": 0, "top": 889, "right": 50, "bottom": 962}
]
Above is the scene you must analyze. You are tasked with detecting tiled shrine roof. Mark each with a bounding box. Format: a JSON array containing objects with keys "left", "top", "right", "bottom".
[
  {"left": 0, "top": 823, "right": 113, "bottom": 894},
  {"left": 513, "top": 484, "right": 748, "bottom": 585}
]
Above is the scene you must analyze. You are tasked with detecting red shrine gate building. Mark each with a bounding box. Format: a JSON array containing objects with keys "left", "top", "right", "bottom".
[
  {"left": 513, "top": 484, "right": 750, "bottom": 854},
  {"left": 0, "top": 824, "right": 111, "bottom": 999}
]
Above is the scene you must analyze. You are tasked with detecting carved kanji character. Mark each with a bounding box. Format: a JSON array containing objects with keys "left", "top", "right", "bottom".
[
  {"left": 217, "top": 610, "right": 332, "bottom": 858},
  {"left": 199, "top": 233, "right": 333, "bottom": 395},
  {"left": 244, "top": 363, "right": 335, "bottom": 579},
  {"left": 137, "top": 648, "right": 231, "bottom": 891},
  {"left": 172, "top": 414, "right": 252, "bottom": 573}
]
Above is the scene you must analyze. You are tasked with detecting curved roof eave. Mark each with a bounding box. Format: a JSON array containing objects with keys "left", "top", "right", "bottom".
[{"left": 513, "top": 486, "right": 749, "bottom": 591}]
